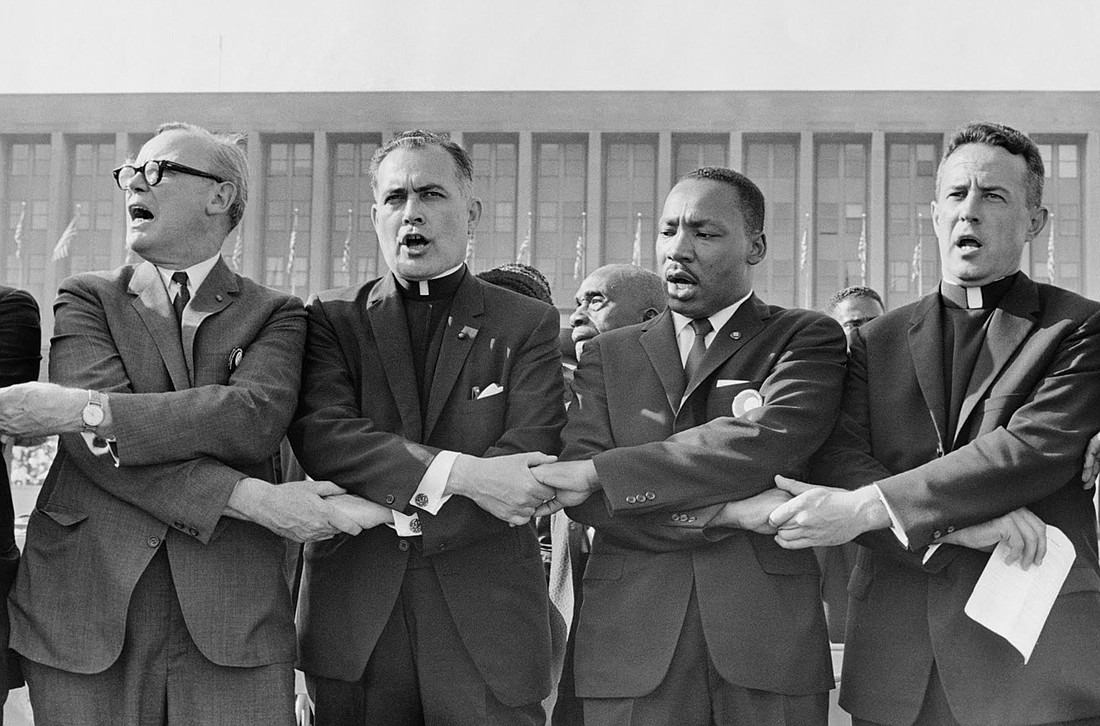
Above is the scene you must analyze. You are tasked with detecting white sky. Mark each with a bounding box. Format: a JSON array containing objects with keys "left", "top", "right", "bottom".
[{"left": 3, "top": 0, "right": 1099, "bottom": 93}]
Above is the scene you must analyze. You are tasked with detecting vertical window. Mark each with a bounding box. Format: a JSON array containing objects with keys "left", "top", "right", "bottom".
[
  {"left": 672, "top": 134, "right": 728, "bottom": 182},
  {"left": 603, "top": 136, "right": 658, "bottom": 273},
  {"left": 3, "top": 139, "right": 52, "bottom": 301},
  {"left": 814, "top": 137, "right": 870, "bottom": 307},
  {"left": 1031, "top": 138, "right": 1084, "bottom": 293},
  {"left": 330, "top": 137, "right": 381, "bottom": 288},
  {"left": 264, "top": 138, "right": 312, "bottom": 293},
  {"left": 743, "top": 136, "right": 799, "bottom": 308},
  {"left": 468, "top": 135, "right": 519, "bottom": 274},
  {"left": 534, "top": 136, "right": 587, "bottom": 306},
  {"left": 68, "top": 140, "right": 117, "bottom": 275},
  {"left": 885, "top": 138, "right": 940, "bottom": 308}
]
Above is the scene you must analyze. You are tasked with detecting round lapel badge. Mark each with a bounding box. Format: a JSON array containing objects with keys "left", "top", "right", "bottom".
[{"left": 732, "top": 389, "right": 763, "bottom": 418}]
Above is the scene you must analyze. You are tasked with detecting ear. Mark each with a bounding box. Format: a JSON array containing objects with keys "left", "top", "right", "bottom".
[
  {"left": 929, "top": 200, "right": 940, "bottom": 229},
  {"left": 1025, "top": 205, "right": 1050, "bottom": 242},
  {"left": 746, "top": 232, "right": 766, "bottom": 266},
  {"left": 641, "top": 307, "right": 660, "bottom": 322},
  {"left": 370, "top": 202, "right": 379, "bottom": 232},
  {"left": 467, "top": 196, "right": 483, "bottom": 232},
  {"left": 207, "top": 181, "right": 236, "bottom": 217}
]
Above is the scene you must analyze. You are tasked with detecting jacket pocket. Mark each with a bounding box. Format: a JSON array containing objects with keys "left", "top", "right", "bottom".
[{"left": 36, "top": 503, "right": 88, "bottom": 527}]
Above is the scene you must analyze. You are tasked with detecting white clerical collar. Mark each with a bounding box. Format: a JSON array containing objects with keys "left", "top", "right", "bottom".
[
  {"left": 398, "top": 263, "right": 466, "bottom": 296},
  {"left": 157, "top": 254, "right": 221, "bottom": 299}
]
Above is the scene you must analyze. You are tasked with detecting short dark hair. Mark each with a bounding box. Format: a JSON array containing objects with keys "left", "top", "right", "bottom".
[
  {"left": 681, "top": 166, "right": 766, "bottom": 237},
  {"left": 369, "top": 130, "right": 474, "bottom": 197},
  {"left": 828, "top": 285, "right": 884, "bottom": 312},
  {"left": 477, "top": 263, "right": 554, "bottom": 306},
  {"left": 938, "top": 122, "right": 1045, "bottom": 208}
]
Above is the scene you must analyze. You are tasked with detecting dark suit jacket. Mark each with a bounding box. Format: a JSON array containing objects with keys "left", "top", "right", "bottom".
[
  {"left": 288, "top": 270, "right": 565, "bottom": 707},
  {"left": 9, "top": 259, "right": 305, "bottom": 673},
  {"left": 813, "top": 273, "right": 1100, "bottom": 726},
  {"left": 563, "top": 298, "right": 847, "bottom": 698},
  {"left": 0, "top": 285, "right": 40, "bottom": 690}
]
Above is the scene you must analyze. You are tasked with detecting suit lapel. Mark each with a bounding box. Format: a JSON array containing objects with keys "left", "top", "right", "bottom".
[
  {"left": 908, "top": 292, "right": 949, "bottom": 449},
  {"left": 365, "top": 274, "right": 423, "bottom": 443},
  {"left": 682, "top": 295, "right": 768, "bottom": 402},
  {"left": 954, "top": 275, "right": 1040, "bottom": 443},
  {"left": 182, "top": 257, "right": 237, "bottom": 385},
  {"left": 128, "top": 261, "right": 190, "bottom": 391},
  {"left": 639, "top": 311, "right": 685, "bottom": 413},
  {"left": 424, "top": 273, "right": 482, "bottom": 440}
]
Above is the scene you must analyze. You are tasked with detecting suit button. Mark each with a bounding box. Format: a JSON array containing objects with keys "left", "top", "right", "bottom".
[
  {"left": 670, "top": 514, "right": 679, "bottom": 522},
  {"left": 414, "top": 493, "right": 429, "bottom": 508},
  {"left": 398, "top": 540, "right": 410, "bottom": 552},
  {"left": 173, "top": 521, "right": 184, "bottom": 530},
  {"left": 626, "top": 496, "right": 637, "bottom": 504},
  {"left": 645, "top": 492, "right": 655, "bottom": 500},
  {"left": 688, "top": 516, "right": 696, "bottom": 523},
  {"left": 933, "top": 530, "right": 942, "bottom": 539},
  {"left": 437, "top": 543, "right": 447, "bottom": 551},
  {"left": 947, "top": 525, "right": 955, "bottom": 533},
  {"left": 384, "top": 494, "right": 396, "bottom": 505},
  {"left": 188, "top": 528, "right": 198, "bottom": 537},
  {"left": 146, "top": 536, "right": 161, "bottom": 548}
]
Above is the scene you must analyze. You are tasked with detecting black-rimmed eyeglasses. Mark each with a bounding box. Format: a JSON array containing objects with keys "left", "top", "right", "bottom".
[{"left": 112, "top": 159, "right": 225, "bottom": 190}]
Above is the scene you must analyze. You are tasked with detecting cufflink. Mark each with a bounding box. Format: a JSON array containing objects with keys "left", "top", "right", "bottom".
[
  {"left": 410, "top": 518, "right": 422, "bottom": 534},
  {"left": 414, "top": 493, "right": 429, "bottom": 508}
]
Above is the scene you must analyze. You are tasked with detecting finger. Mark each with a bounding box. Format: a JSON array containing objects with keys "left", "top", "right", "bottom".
[
  {"left": 774, "top": 474, "right": 815, "bottom": 496},
  {"left": 1018, "top": 508, "right": 1047, "bottom": 567},
  {"left": 532, "top": 500, "right": 562, "bottom": 518},
  {"left": 523, "top": 480, "right": 558, "bottom": 503},
  {"left": 1001, "top": 523, "right": 1021, "bottom": 566},
  {"left": 774, "top": 533, "right": 815, "bottom": 549},
  {"left": 767, "top": 499, "right": 800, "bottom": 528},
  {"left": 520, "top": 452, "right": 558, "bottom": 467},
  {"left": 306, "top": 480, "right": 346, "bottom": 496}
]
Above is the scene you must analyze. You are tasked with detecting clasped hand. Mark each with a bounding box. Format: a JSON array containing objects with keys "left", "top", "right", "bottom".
[{"left": 0, "top": 382, "right": 86, "bottom": 438}]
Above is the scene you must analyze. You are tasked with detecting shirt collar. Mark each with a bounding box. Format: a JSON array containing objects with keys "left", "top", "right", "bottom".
[
  {"left": 157, "top": 254, "right": 221, "bottom": 297},
  {"left": 395, "top": 263, "right": 467, "bottom": 300},
  {"left": 939, "top": 272, "right": 1017, "bottom": 310},
  {"left": 671, "top": 290, "right": 753, "bottom": 338}
]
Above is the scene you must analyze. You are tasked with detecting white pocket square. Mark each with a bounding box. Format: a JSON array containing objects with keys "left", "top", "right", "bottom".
[
  {"left": 716, "top": 379, "right": 750, "bottom": 388},
  {"left": 477, "top": 383, "right": 504, "bottom": 399}
]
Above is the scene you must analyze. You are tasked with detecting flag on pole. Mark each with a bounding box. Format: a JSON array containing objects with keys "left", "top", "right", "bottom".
[
  {"left": 798, "top": 213, "right": 810, "bottom": 308},
  {"left": 857, "top": 213, "right": 867, "bottom": 286},
  {"left": 516, "top": 212, "right": 532, "bottom": 265},
  {"left": 573, "top": 211, "right": 587, "bottom": 281},
  {"left": 231, "top": 226, "right": 244, "bottom": 272},
  {"left": 1046, "top": 212, "right": 1056, "bottom": 284},
  {"left": 341, "top": 208, "right": 353, "bottom": 273},
  {"left": 631, "top": 213, "right": 642, "bottom": 267},
  {"left": 286, "top": 208, "right": 299, "bottom": 294},
  {"left": 52, "top": 204, "right": 81, "bottom": 262},
  {"left": 911, "top": 211, "right": 925, "bottom": 296},
  {"left": 13, "top": 201, "right": 25, "bottom": 260}
]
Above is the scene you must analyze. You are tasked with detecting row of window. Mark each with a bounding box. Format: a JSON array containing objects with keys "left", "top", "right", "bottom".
[{"left": 1, "top": 134, "right": 1086, "bottom": 313}]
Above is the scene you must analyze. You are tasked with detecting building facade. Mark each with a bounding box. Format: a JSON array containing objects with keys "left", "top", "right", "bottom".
[{"left": 2, "top": 91, "right": 1097, "bottom": 341}]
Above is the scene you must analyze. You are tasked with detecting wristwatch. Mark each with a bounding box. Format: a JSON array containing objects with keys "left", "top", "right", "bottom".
[{"left": 81, "top": 390, "right": 105, "bottom": 432}]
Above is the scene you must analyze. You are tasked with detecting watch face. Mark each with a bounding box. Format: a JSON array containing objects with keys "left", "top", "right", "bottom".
[{"left": 83, "top": 404, "right": 105, "bottom": 427}]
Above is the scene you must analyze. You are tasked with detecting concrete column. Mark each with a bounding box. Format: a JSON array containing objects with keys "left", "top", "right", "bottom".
[
  {"left": 242, "top": 130, "right": 264, "bottom": 280},
  {"left": 798, "top": 132, "right": 815, "bottom": 308},
  {"left": 42, "top": 132, "right": 69, "bottom": 341},
  {"left": 657, "top": 131, "right": 672, "bottom": 210},
  {"left": 729, "top": 132, "right": 744, "bottom": 171},
  {"left": 1085, "top": 132, "right": 1100, "bottom": 300},
  {"left": 869, "top": 131, "right": 887, "bottom": 294},
  {"left": 309, "top": 130, "right": 330, "bottom": 296},
  {"left": 586, "top": 132, "right": 603, "bottom": 271},
  {"left": 516, "top": 131, "right": 534, "bottom": 260}
]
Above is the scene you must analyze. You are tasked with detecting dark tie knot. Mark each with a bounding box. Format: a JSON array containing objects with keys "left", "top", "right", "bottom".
[
  {"left": 171, "top": 271, "right": 189, "bottom": 289},
  {"left": 690, "top": 318, "right": 712, "bottom": 337}
]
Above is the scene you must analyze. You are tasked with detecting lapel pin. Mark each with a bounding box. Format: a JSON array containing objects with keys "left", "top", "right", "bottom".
[
  {"left": 228, "top": 347, "right": 244, "bottom": 373},
  {"left": 730, "top": 331, "right": 742, "bottom": 340}
]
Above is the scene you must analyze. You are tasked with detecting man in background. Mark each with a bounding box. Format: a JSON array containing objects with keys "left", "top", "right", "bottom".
[{"left": 827, "top": 285, "right": 884, "bottom": 346}]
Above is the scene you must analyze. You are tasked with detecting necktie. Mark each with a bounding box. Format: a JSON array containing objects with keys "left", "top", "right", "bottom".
[
  {"left": 172, "top": 271, "right": 190, "bottom": 325},
  {"left": 684, "top": 317, "right": 712, "bottom": 383}
]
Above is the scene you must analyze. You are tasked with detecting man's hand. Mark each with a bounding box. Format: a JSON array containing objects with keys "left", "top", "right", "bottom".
[
  {"left": 938, "top": 507, "right": 1047, "bottom": 569},
  {"left": 530, "top": 460, "right": 600, "bottom": 516},
  {"left": 1082, "top": 431, "right": 1100, "bottom": 490},
  {"left": 445, "top": 452, "right": 558, "bottom": 526},
  {"left": 225, "top": 478, "right": 363, "bottom": 543},
  {"left": 325, "top": 494, "right": 396, "bottom": 530},
  {"left": 0, "top": 382, "right": 87, "bottom": 437},
  {"left": 769, "top": 475, "right": 889, "bottom": 548},
  {"left": 709, "top": 488, "right": 793, "bottom": 534}
]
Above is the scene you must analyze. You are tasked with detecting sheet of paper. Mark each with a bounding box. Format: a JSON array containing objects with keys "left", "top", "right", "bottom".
[{"left": 964, "top": 525, "right": 1075, "bottom": 664}]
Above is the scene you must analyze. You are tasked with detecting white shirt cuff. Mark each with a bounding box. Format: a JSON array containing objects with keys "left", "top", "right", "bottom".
[
  {"left": 390, "top": 509, "right": 422, "bottom": 537},
  {"left": 874, "top": 484, "right": 909, "bottom": 549},
  {"left": 412, "top": 451, "right": 457, "bottom": 515},
  {"left": 82, "top": 431, "right": 119, "bottom": 467}
]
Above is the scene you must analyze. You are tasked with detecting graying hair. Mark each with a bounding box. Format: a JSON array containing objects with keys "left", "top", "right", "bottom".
[{"left": 155, "top": 122, "right": 250, "bottom": 230}]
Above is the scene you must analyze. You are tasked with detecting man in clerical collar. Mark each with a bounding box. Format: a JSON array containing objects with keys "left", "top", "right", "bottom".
[
  {"left": 0, "top": 122, "right": 366, "bottom": 725},
  {"left": 289, "top": 130, "right": 565, "bottom": 725},
  {"left": 765, "top": 122, "right": 1100, "bottom": 725},
  {"left": 529, "top": 167, "right": 845, "bottom": 725}
]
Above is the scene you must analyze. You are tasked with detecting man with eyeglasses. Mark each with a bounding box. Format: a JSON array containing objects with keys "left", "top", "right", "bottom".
[{"left": 0, "top": 122, "right": 377, "bottom": 725}]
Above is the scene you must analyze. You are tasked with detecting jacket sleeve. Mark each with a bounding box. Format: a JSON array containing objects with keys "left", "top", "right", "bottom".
[{"left": 0, "top": 288, "right": 42, "bottom": 387}]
